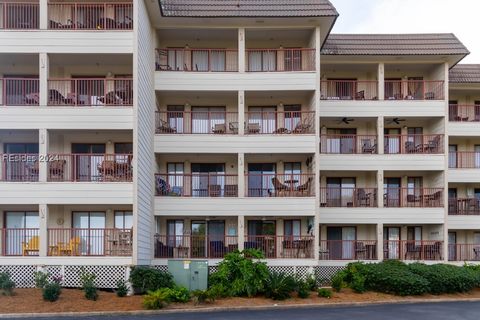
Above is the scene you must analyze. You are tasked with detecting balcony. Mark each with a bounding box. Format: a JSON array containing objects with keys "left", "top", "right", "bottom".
[
  {"left": 154, "top": 235, "right": 238, "bottom": 259},
  {"left": 47, "top": 1, "right": 133, "bottom": 30},
  {"left": 155, "top": 111, "right": 239, "bottom": 134},
  {"left": 245, "top": 48, "right": 315, "bottom": 72},
  {"left": 384, "top": 80, "right": 444, "bottom": 100},
  {"left": 0, "top": 78, "right": 39, "bottom": 106},
  {"left": 449, "top": 152, "right": 480, "bottom": 168},
  {"left": 0, "top": 228, "right": 39, "bottom": 256},
  {"left": 319, "top": 188, "right": 378, "bottom": 207},
  {"left": 384, "top": 188, "right": 444, "bottom": 208},
  {"left": 384, "top": 240, "right": 443, "bottom": 261},
  {"left": 155, "top": 173, "right": 238, "bottom": 197},
  {"left": 384, "top": 134, "right": 444, "bottom": 154},
  {"left": 319, "top": 240, "right": 377, "bottom": 260},
  {"left": 47, "top": 78, "right": 133, "bottom": 107},
  {"left": 155, "top": 48, "right": 238, "bottom": 72},
  {"left": 320, "top": 80, "right": 378, "bottom": 100},
  {"left": 448, "top": 244, "right": 480, "bottom": 261},
  {"left": 320, "top": 135, "right": 377, "bottom": 154},
  {"left": 48, "top": 154, "right": 133, "bottom": 182},
  {"left": 246, "top": 173, "right": 314, "bottom": 197},
  {"left": 448, "top": 198, "right": 480, "bottom": 215},
  {"left": 0, "top": 154, "right": 39, "bottom": 182},
  {"left": 449, "top": 104, "right": 480, "bottom": 122},
  {"left": 245, "top": 111, "right": 315, "bottom": 135},
  {"left": 0, "top": 2, "right": 39, "bottom": 30},
  {"left": 47, "top": 228, "right": 132, "bottom": 256}
]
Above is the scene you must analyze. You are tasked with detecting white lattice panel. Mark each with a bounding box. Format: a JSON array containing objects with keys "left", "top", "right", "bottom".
[
  {"left": 63, "top": 265, "right": 127, "bottom": 288},
  {"left": 152, "top": 265, "right": 168, "bottom": 272},
  {"left": 0, "top": 265, "right": 36, "bottom": 288},
  {"left": 315, "top": 266, "right": 345, "bottom": 285},
  {"left": 268, "top": 266, "right": 295, "bottom": 275}
]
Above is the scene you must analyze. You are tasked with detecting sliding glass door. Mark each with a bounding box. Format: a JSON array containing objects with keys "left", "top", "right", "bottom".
[
  {"left": 73, "top": 212, "right": 106, "bottom": 255},
  {"left": 5, "top": 212, "right": 39, "bottom": 256}
]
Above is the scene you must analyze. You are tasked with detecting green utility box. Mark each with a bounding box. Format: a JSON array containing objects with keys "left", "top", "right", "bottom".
[{"left": 168, "top": 260, "right": 208, "bottom": 291}]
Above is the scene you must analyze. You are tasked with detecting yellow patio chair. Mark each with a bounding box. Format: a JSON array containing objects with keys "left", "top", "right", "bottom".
[
  {"left": 22, "top": 236, "right": 39, "bottom": 256},
  {"left": 58, "top": 236, "right": 81, "bottom": 256}
]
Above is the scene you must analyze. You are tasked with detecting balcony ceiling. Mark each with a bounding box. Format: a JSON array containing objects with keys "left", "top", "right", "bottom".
[{"left": 49, "top": 54, "right": 132, "bottom": 67}]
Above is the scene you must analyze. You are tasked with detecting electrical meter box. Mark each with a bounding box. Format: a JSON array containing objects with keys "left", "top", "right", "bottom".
[{"left": 168, "top": 260, "right": 208, "bottom": 291}]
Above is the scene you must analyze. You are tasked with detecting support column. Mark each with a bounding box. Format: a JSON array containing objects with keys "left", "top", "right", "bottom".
[
  {"left": 238, "top": 91, "right": 245, "bottom": 135},
  {"left": 238, "top": 28, "right": 245, "bottom": 73},
  {"left": 237, "top": 215, "right": 245, "bottom": 251},
  {"left": 238, "top": 153, "right": 245, "bottom": 198},
  {"left": 377, "top": 170, "right": 383, "bottom": 208},
  {"left": 378, "top": 63, "right": 385, "bottom": 100},
  {"left": 39, "top": 204, "right": 49, "bottom": 257},
  {"left": 39, "top": 128, "right": 48, "bottom": 182},
  {"left": 377, "top": 223, "right": 384, "bottom": 261},
  {"left": 39, "top": 0, "right": 48, "bottom": 29},
  {"left": 39, "top": 53, "right": 49, "bottom": 106},
  {"left": 377, "top": 116, "right": 384, "bottom": 155}
]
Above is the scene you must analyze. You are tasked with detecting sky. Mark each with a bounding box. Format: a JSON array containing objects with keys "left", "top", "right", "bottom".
[{"left": 330, "top": 0, "right": 480, "bottom": 63}]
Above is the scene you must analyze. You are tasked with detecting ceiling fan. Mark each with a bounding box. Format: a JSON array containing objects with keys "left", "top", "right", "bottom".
[
  {"left": 337, "top": 117, "right": 354, "bottom": 124},
  {"left": 386, "top": 118, "right": 406, "bottom": 125}
]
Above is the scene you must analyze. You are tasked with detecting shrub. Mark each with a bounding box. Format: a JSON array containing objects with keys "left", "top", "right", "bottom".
[
  {"left": 129, "top": 267, "right": 174, "bottom": 294},
  {"left": 116, "top": 279, "right": 128, "bottom": 297},
  {"left": 350, "top": 273, "right": 366, "bottom": 293},
  {"left": 191, "top": 289, "right": 218, "bottom": 305},
  {"left": 143, "top": 289, "right": 170, "bottom": 309},
  {"left": 0, "top": 272, "right": 15, "bottom": 296},
  {"left": 305, "top": 274, "right": 318, "bottom": 291},
  {"left": 297, "top": 283, "right": 310, "bottom": 299},
  {"left": 34, "top": 270, "right": 50, "bottom": 289},
  {"left": 43, "top": 282, "right": 61, "bottom": 302},
  {"left": 168, "top": 286, "right": 190, "bottom": 303},
  {"left": 331, "top": 270, "right": 347, "bottom": 292},
  {"left": 318, "top": 288, "right": 333, "bottom": 299},
  {"left": 264, "top": 272, "right": 297, "bottom": 300},
  {"left": 408, "top": 263, "right": 480, "bottom": 294},
  {"left": 209, "top": 249, "right": 269, "bottom": 297},
  {"left": 80, "top": 271, "right": 98, "bottom": 301}
]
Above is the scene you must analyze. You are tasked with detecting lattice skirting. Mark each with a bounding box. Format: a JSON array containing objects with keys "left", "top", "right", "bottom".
[{"left": 0, "top": 265, "right": 129, "bottom": 289}]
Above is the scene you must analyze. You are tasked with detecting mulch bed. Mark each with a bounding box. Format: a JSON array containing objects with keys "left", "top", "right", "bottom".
[{"left": 1, "top": 287, "right": 480, "bottom": 314}]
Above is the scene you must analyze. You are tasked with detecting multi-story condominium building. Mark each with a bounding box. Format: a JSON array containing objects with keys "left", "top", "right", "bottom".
[{"left": 0, "top": 0, "right": 478, "bottom": 286}]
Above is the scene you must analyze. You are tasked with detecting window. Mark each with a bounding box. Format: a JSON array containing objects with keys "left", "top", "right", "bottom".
[
  {"left": 326, "top": 177, "right": 356, "bottom": 207},
  {"left": 248, "top": 163, "right": 276, "bottom": 197},
  {"left": 167, "top": 220, "right": 184, "bottom": 247},
  {"left": 4, "top": 211, "right": 39, "bottom": 256},
  {"left": 327, "top": 78, "right": 356, "bottom": 100},
  {"left": 326, "top": 128, "right": 357, "bottom": 154},
  {"left": 191, "top": 163, "right": 225, "bottom": 197},
  {"left": 449, "top": 145, "right": 458, "bottom": 168},
  {"left": 248, "top": 106, "right": 276, "bottom": 134},
  {"left": 167, "top": 163, "right": 184, "bottom": 196},
  {"left": 72, "top": 211, "right": 106, "bottom": 255},
  {"left": 407, "top": 226, "right": 422, "bottom": 242},
  {"left": 167, "top": 105, "right": 185, "bottom": 133},
  {"left": 284, "top": 105, "right": 301, "bottom": 131},
  {"left": 284, "top": 49, "right": 302, "bottom": 71},
  {"left": 191, "top": 106, "right": 226, "bottom": 134},
  {"left": 248, "top": 220, "right": 276, "bottom": 236},
  {"left": 284, "top": 220, "right": 301, "bottom": 240},
  {"left": 114, "top": 211, "right": 133, "bottom": 229}
]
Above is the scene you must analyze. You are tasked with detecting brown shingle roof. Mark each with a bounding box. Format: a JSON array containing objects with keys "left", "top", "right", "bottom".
[
  {"left": 449, "top": 64, "right": 480, "bottom": 83},
  {"left": 159, "top": 0, "right": 338, "bottom": 17},
  {"left": 322, "top": 34, "right": 470, "bottom": 56}
]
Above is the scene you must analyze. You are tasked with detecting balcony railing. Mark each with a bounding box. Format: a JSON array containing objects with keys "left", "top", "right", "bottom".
[
  {"left": 319, "top": 188, "right": 377, "bottom": 207},
  {"left": 245, "top": 235, "right": 314, "bottom": 259},
  {"left": 155, "top": 173, "right": 238, "bottom": 197},
  {"left": 47, "top": 228, "right": 132, "bottom": 256},
  {"left": 0, "top": 228, "right": 39, "bottom": 256},
  {"left": 47, "top": 78, "right": 133, "bottom": 106},
  {"left": 48, "top": 2, "right": 133, "bottom": 30},
  {"left": 384, "top": 134, "right": 444, "bottom": 154},
  {"left": 449, "top": 104, "right": 480, "bottom": 122},
  {"left": 320, "top": 135, "right": 377, "bottom": 154},
  {"left": 245, "top": 48, "right": 315, "bottom": 72},
  {"left": 155, "top": 48, "right": 239, "bottom": 72},
  {"left": 155, "top": 111, "right": 239, "bottom": 134},
  {"left": 384, "top": 240, "right": 443, "bottom": 261},
  {"left": 320, "top": 80, "right": 378, "bottom": 100},
  {"left": 448, "top": 198, "right": 480, "bottom": 215},
  {"left": 449, "top": 152, "right": 480, "bottom": 168},
  {"left": 0, "top": 78, "right": 40, "bottom": 106},
  {"left": 0, "top": 2, "right": 39, "bottom": 29},
  {"left": 47, "top": 154, "right": 133, "bottom": 182},
  {"left": 0, "top": 154, "right": 39, "bottom": 182},
  {"left": 384, "top": 80, "right": 444, "bottom": 100},
  {"left": 246, "top": 173, "right": 315, "bottom": 197},
  {"left": 245, "top": 111, "right": 315, "bottom": 134},
  {"left": 319, "top": 240, "right": 377, "bottom": 260},
  {"left": 384, "top": 188, "right": 444, "bottom": 208},
  {"left": 448, "top": 244, "right": 480, "bottom": 261},
  {"left": 154, "top": 235, "right": 238, "bottom": 259}
]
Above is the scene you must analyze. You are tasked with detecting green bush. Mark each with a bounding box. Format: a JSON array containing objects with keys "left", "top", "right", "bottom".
[
  {"left": 318, "top": 288, "right": 333, "bottom": 299},
  {"left": 143, "top": 289, "right": 170, "bottom": 309},
  {"left": 264, "top": 272, "right": 296, "bottom": 300},
  {"left": 129, "top": 267, "right": 174, "bottom": 294},
  {"left": 305, "top": 274, "right": 318, "bottom": 291},
  {"left": 42, "top": 282, "right": 61, "bottom": 302},
  {"left": 408, "top": 263, "right": 480, "bottom": 294},
  {"left": 191, "top": 288, "right": 219, "bottom": 305},
  {"left": 80, "top": 271, "right": 98, "bottom": 301},
  {"left": 0, "top": 272, "right": 15, "bottom": 296},
  {"left": 297, "top": 283, "right": 310, "bottom": 299},
  {"left": 116, "top": 279, "right": 128, "bottom": 297},
  {"left": 350, "top": 273, "right": 366, "bottom": 293},
  {"left": 34, "top": 271, "right": 50, "bottom": 289},
  {"left": 209, "top": 249, "right": 269, "bottom": 297},
  {"left": 167, "top": 286, "right": 190, "bottom": 303},
  {"left": 331, "top": 270, "right": 347, "bottom": 292}
]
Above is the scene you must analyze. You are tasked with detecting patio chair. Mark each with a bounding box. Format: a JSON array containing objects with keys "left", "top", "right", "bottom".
[
  {"left": 292, "top": 120, "right": 312, "bottom": 134},
  {"left": 155, "top": 176, "right": 169, "bottom": 195},
  {"left": 295, "top": 177, "right": 313, "bottom": 196},
  {"left": 405, "top": 242, "right": 422, "bottom": 260},
  {"left": 355, "top": 90, "right": 365, "bottom": 100},
  {"left": 407, "top": 194, "right": 421, "bottom": 206},
  {"left": 405, "top": 141, "right": 416, "bottom": 153},
  {"left": 208, "top": 184, "right": 222, "bottom": 197},
  {"left": 22, "top": 236, "right": 39, "bottom": 256},
  {"left": 355, "top": 241, "right": 367, "bottom": 259},
  {"left": 229, "top": 122, "right": 239, "bottom": 134},
  {"left": 356, "top": 188, "right": 371, "bottom": 207},
  {"left": 98, "top": 160, "right": 116, "bottom": 181},
  {"left": 361, "top": 139, "right": 377, "bottom": 154},
  {"left": 48, "top": 160, "right": 66, "bottom": 181},
  {"left": 424, "top": 136, "right": 441, "bottom": 153},
  {"left": 271, "top": 177, "right": 289, "bottom": 196},
  {"left": 100, "top": 91, "right": 123, "bottom": 105},
  {"left": 224, "top": 184, "right": 238, "bottom": 197},
  {"left": 156, "top": 119, "right": 177, "bottom": 133},
  {"left": 425, "top": 92, "right": 435, "bottom": 100},
  {"left": 212, "top": 123, "right": 226, "bottom": 134},
  {"left": 247, "top": 123, "right": 261, "bottom": 134},
  {"left": 58, "top": 237, "right": 81, "bottom": 256}
]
